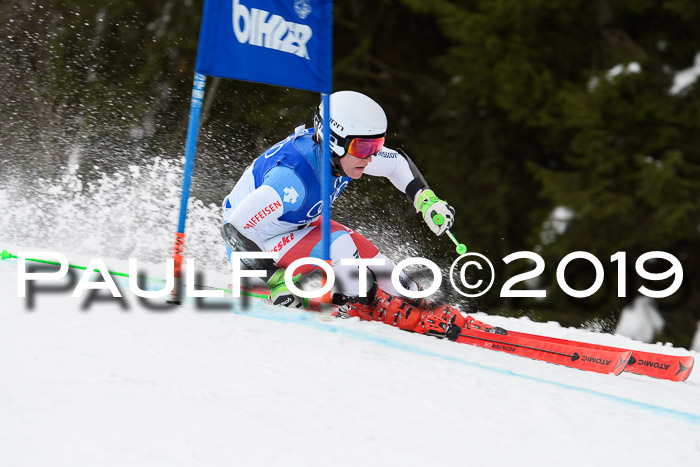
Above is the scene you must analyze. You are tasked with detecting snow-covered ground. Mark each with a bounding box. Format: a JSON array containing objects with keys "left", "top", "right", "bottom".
[
  {"left": 1, "top": 250, "right": 699, "bottom": 467},
  {"left": 1, "top": 158, "right": 698, "bottom": 466}
]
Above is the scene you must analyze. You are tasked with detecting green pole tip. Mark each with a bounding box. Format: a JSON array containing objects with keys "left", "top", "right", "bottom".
[
  {"left": 456, "top": 244, "right": 467, "bottom": 255},
  {"left": 1, "top": 249, "right": 12, "bottom": 260}
]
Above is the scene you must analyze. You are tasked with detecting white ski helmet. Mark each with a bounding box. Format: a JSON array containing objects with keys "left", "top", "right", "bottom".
[{"left": 313, "top": 91, "right": 387, "bottom": 166}]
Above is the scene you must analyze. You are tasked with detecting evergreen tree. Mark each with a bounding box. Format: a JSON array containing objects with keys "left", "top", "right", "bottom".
[{"left": 401, "top": 0, "right": 700, "bottom": 345}]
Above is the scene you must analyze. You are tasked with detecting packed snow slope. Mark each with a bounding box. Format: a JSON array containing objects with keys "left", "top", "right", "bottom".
[
  {"left": 1, "top": 253, "right": 699, "bottom": 467},
  {"left": 0, "top": 159, "right": 698, "bottom": 466}
]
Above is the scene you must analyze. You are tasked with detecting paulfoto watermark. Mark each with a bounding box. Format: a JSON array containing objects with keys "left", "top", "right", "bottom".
[{"left": 10, "top": 250, "right": 684, "bottom": 304}]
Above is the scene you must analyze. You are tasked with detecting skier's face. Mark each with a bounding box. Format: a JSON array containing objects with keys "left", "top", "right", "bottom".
[{"left": 340, "top": 153, "right": 372, "bottom": 179}]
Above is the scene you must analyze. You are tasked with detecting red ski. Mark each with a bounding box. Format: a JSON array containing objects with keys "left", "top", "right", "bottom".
[
  {"left": 240, "top": 285, "right": 693, "bottom": 380},
  {"left": 496, "top": 329, "right": 694, "bottom": 382},
  {"left": 456, "top": 328, "right": 631, "bottom": 375}
]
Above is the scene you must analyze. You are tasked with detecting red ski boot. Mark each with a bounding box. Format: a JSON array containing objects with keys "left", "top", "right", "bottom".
[
  {"left": 413, "top": 302, "right": 506, "bottom": 336},
  {"left": 340, "top": 287, "right": 462, "bottom": 340},
  {"left": 428, "top": 304, "right": 467, "bottom": 329}
]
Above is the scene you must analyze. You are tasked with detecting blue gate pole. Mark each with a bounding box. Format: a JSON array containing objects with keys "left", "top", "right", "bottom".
[
  {"left": 169, "top": 72, "right": 206, "bottom": 304},
  {"left": 321, "top": 92, "right": 331, "bottom": 261}
]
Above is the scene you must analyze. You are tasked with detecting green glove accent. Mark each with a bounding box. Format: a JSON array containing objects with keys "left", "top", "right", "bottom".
[
  {"left": 267, "top": 268, "right": 285, "bottom": 291},
  {"left": 414, "top": 189, "right": 442, "bottom": 219},
  {"left": 414, "top": 189, "right": 456, "bottom": 236},
  {"left": 266, "top": 268, "right": 309, "bottom": 309}
]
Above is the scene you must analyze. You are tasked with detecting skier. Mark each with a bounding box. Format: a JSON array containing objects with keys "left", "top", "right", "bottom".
[{"left": 222, "top": 90, "right": 473, "bottom": 340}]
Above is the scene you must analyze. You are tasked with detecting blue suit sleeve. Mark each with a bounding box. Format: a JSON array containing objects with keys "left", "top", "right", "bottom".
[{"left": 262, "top": 166, "right": 306, "bottom": 212}]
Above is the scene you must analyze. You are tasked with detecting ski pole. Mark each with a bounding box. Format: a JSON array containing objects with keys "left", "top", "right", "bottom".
[
  {"left": 0, "top": 249, "right": 268, "bottom": 299},
  {"left": 1, "top": 249, "right": 131, "bottom": 278},
  {"left": 431, "top": 214, "right": 467, "bottom": 254}
]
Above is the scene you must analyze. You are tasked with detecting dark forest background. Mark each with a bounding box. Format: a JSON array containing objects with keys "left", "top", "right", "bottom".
[{"left": 1, "top": 0, "right": 699, "bottom": 347}]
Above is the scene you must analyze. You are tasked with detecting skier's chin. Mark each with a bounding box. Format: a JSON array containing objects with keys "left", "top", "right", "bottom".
[{"left": 348, "top": 167, "right": 366, "bottom": 179}]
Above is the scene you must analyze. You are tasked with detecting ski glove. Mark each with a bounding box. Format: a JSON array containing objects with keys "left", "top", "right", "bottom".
[
  {"left": 414, "top": 189, "right": 455, "bottom": 236},
  {"left": 266, "top": 268, "right": 309, "bottom": 309}
]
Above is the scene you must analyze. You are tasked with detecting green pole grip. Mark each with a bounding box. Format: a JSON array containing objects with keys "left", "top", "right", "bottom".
[{"left": 445, "top": 231, "right": 467, "bottom": 254}]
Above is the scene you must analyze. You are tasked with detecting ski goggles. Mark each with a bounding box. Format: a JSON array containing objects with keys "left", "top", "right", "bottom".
[{"left": 344, "top": 136, "right": 385, "bottom": 159}]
